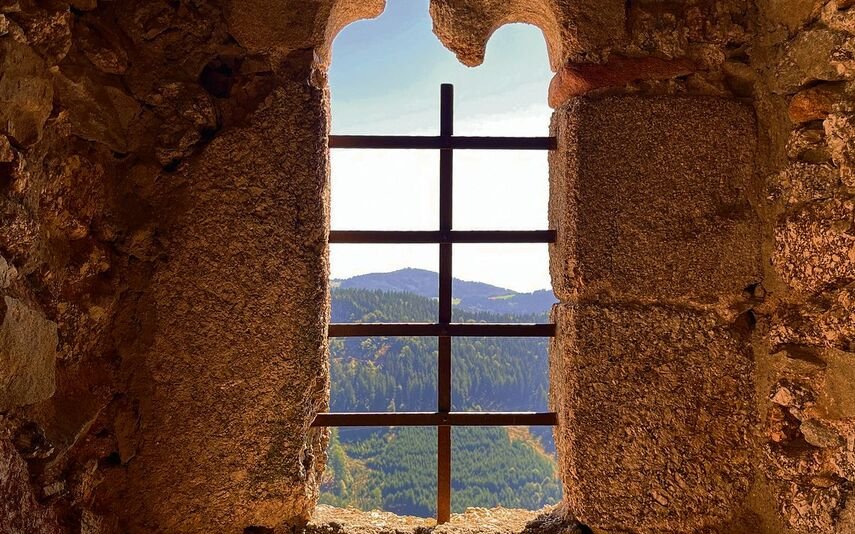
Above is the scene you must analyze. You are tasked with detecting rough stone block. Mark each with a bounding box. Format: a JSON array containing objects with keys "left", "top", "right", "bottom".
[
  {"left": 773, "top": 198, "right": 855, "bottom": 295},
  {"left": 549, "top": 96, "right": 762, "bottom": 304},
  {"left": 768, "top": 163, "right": 840, "bottom": 208},
  {"left": 825, "top": 112, "right": 855, "bottom": 187},
  {"left": 550, "top": 303, "right": 754, "bottom": 532},
  {"left": 769, "top": 285, "right": 855, "bottom": 352},
  {"left": 760, "top": 0, "right": 825, "bottom": 34},
  {"left": 0, "top": 38, "right": 53, "bottom": 145},
  {"left": 548, "top": 56, "right": 695, "bottom": 107},
  {"left": 113, "top": 82, "right": 330, "bottom": 533},
  {"left": 0, "top": 296, "right": 57, "bottom": 410},
  {"left": 0, "top": 439, "right": 61, "bottom": 534},
  {"left": 771, "top": 29, "right": 854, "bottom": 94}
]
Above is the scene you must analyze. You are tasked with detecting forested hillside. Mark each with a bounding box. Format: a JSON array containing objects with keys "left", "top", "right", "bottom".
[
  {"left": 334, "top": 268, "right": 557, "bottom": 315},
  {"left": 320, "top": 285, "right": 560, "bottom": 515}
]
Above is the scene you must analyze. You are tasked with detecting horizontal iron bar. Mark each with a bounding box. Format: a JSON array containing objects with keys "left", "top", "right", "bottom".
[
  {"left": 329, "top": 230, "right": 556, "bottom": 244},
  {"left": 312, "top": 411, "right": 558, "bottom": 427},
  {"left": 329, "top": 135, "right": 556, "bottom": 150},
  {"left": 328, "top": 323, "right": 555, "bottom": 337}
]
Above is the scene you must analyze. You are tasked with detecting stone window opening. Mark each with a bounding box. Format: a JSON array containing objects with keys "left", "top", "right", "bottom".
[
  {"left": 313, "top": 2, "right": 569, "bottom": 529},
  {"left": 4, "top": 1, "right": 851, "bottom": 533},
  {"left": 317, "top": 82, "right": 558, "bottom": 524}
]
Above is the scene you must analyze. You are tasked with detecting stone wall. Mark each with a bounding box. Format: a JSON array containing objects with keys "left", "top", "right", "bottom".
[
  {"left": 0, "top": 1, "right": 853, "bottom": 533},
  {"left": 548, "top": 96, "right": 761, "bottom": 532},
  {"left": 750, "top": 1, "right": 855, "bottom": 532},
  {"left": 0, "top": 1, "right": 378, "bottom": 533},
  {"left": 538, "top": 0, "right": 855, "bottom": 532}
]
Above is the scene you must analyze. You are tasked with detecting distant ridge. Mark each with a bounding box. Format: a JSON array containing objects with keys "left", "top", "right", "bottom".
[{"left": 333, "top": 268, "right": 556, "bottom": 315}]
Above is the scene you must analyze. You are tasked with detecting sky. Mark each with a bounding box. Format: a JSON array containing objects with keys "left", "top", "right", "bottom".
[{"left": 328, "top": 0, "right": 554, "bottom": 293}]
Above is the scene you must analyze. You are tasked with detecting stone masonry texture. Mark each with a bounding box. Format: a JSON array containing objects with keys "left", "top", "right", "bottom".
[
  {"left": 0, "top": 0, "right": 853, "bottom": 533},
  {"left": 550, "top": 303, "right": 755, "bottom": 532},
  {"left": 548, "top": 96, "right": 762, "bottom": 307},
  {"left": 108, "top": 84, "right": 331, "bottom": 533},
  {"left": 547, "top": 95, "right": 761, "bottom": 533},
  {"left": 0, "top": 1, "right": 346, "bottom": 532}
]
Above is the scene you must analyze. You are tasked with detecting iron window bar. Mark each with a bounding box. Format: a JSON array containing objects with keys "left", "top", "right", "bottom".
[
  {"left": 328, "top": 323, "right": 555, "bottom": 337},
  {"left": 314, "top": 83, "right": 557, "bottom": 525},
  {"left": 329, "top": 230, "right": 556, "bottom": 244},
  {"left": 329, "top": 135, "right": 556, "bottom": 150}
]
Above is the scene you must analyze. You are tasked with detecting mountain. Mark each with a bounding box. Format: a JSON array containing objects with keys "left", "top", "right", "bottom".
[
  {"left": 334, "top": 268, "right": 557, "bottom": 315},
  {"left": 321, "top": 287, "right": 561, "bottom": 516},
  {"left": 329, "top": 288, "right": 550, "bottom": 412}
]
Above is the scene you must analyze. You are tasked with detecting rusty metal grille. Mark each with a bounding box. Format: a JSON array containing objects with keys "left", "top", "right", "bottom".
[{"left": 313, "top": 83, "right": 557, "bottom": 524}]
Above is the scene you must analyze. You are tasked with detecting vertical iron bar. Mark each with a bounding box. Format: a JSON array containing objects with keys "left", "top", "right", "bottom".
[{"left": 437, "top": 83, "right": 453, "bottom": 525}]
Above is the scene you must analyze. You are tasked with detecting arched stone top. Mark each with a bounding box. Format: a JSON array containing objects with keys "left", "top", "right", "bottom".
[
  {"left": 224, "top": 0, "right": 385, "bottom": 65},
  {"left": 224, "top": 0, "right": 625, "bottom": 72},
  {"left": 322, "top": 0, "right": 388, "bottom": 65},
  {"left": 428, "top": 0, "right": 626, "bottom": 71}
]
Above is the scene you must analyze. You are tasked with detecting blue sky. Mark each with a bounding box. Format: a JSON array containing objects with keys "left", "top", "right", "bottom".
[{"left": 329, "top": 0, "right": 554, "bottom": 292}]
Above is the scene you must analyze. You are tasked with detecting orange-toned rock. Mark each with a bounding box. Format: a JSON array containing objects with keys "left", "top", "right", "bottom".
[
  {"left": 112, "top": 81, "right": 330, "bottom": 534},
  {"left": 0, "top": 134, "right": 12, "bottom": 162},
  {"left": 0, "top": 296, "right": 57, "bottom": 410},
  {"left": 430, "top": 0, "right": 626, "bottom": 69},
  {"left": 789, "top": 84, "right": 846, "bottom": 123},
  {"left": 548, "top": 56, "right": 695, "bottom": 108},
  {"left": 551, "top": 303, "right": 754, "bottom": 532},
  {"left": 549, "top": 95, "right": 760, "bottom": 304},
  {"left": 0, "top": 38, "right": 53, "bottom": 145},
  {"left": 0, "top": 439, "right": 62, "bottom": 534},
  {"left": 825, "top": 112, "right": 855, "bottom": 186},
  {"left": 773, "top": 198, "right": 855, "bottom": 295}
]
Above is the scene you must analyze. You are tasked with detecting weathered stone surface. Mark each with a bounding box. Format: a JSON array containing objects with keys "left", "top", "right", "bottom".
[
  {"left": 758, "top": 0, "right": 824, "bottom": 33},
  {"left": 549, "top": 96, "right": 761, "bottom": 304},
  {"left": 430, "top": 0, "right": 625, "bottom": 68},
  {"left": 769, "top": 285, "right": 855, "bottom": 352},
  {"left": 224, "top": 0, "right": 384, "bottom": 61},
  {"left": 0, "top": 255, "right": 16, "bottom": 288},
  {"left": 722, "top": 60, "right": 759, "bottom": 97},
  {"left": 0, "top": 37, "right": 53, "bottom": 145},
  {"left": 113, "top": 1, "right": 235, "bottom": 101},
  {"left": 787, "top": 125, "right": 834, "bottom": 163},
  {"left": 0, "top": 133, "right": 13, "bottom": 162},
  {"left": 296, "top": 505, "right": 578, "bottom": 534},
  {"left": 0, "top": 438, "right": 62, "bottom": 534},
  {"left": 113, "top": 83, "right": 330, "bottom": 533},
  {"left": 75, "top": 16, "right": 130, "bottom": 75},
  {"left": 788, "top": 84, "right": 849, "bottom": 123},
  {"left": 761, "top": 362, "right": 855, "bottom": 534},
  {"left": 14, "top": 8, "right": 72, "bottom": 65},
  {"left": 0, "top": 1, "right": 850, "bottom": 533},
  {"left": 825, "top": 112, "right": 855, "bottom": 186},
  {"left": 800, "top": 418, "right": 844, "bottom": 448},
  {"left": 52, "top": 71, "right": 140, "bottom": 153},
  {"left": 778, "top": 483, "right": 852, "bottom": 534},
  {"left": 625, "top": 1, "right": 751, "bottom": 62},
  {"left": 768, "top": 163, "right": 840, "bottom": 207},
  {"left": 753, "top": 6, "right": 855, "bottom": 530},
  {"left": 0, "top": 296, "right": 58, "bottom": 410},
  {"left": 771, "top": 29, "right": 855, "bottom": 94},
  {"left": 773, "top": 198, "right": 855, "bottom": 295},
  {"left": 145, "top": 82, "right": 217, "bottom": 166},
  {"left": 548, "top": 56, "right": 695, "bottom": 107},
  {"left": 822, "top": 0, "right": 855, "bottom": 35},
  {"left": 549, "top": 303, "right": 754, "bottom": 532}
]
